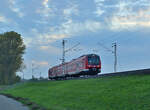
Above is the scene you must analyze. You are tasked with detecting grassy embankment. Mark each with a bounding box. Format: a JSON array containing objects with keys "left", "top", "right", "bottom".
[
  {"left": 0, "top": 85, "right": 6, "bottom": 90},
  {"left": 2, "top": 75, "right": 150, "bottom": 110}
]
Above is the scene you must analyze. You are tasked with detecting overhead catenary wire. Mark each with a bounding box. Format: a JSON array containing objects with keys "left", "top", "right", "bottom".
[
  {"left": 97, "top": 41, "right": 118, "bottom": 73},
  {"left": 65, "top": 42, "right": 80, "bottom": 53},
  {"left": 97, "top": 28, "right": 142, "bottom": 73},
  {"left": 61, "top": 40, "right": 80, "bottom": 63},
  {"left": 97, "top": 42, "right": 114, "bottom": 53},
  {"left": 61, "top": 39, "right": 80, "bottom": 75}
]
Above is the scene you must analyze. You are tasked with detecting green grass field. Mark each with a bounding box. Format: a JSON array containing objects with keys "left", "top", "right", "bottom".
[
  {"left": 2, "top": 75, "right": 150, "bottom": 110},
  {"left": 0, "top": 85, "right": 5, "bottom": 90}
]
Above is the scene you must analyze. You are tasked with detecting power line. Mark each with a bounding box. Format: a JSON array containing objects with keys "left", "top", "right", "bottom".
[
  {"left": 62, "top": 39, "right": 66, "bottom": 64},
  {"left": 97, "top": 42, "right": 118, "bottom": 73},
  {"left": 97, "top": 42, "right": 114, "bottom": 53},
  {"left": 60, "top": 39, "right": 80, "bottom": 75},
  {"left": 112, "top": 43, "right": 117, "bottom": 73},
  {"left": 61, "top": 40, "right": 80, "bottom": 64},
  {"left": 65, "top": 43, "right": 80, "bottom": 53},
  {"left": 99, "top": 32, "right": 122, "bottom": 43}
]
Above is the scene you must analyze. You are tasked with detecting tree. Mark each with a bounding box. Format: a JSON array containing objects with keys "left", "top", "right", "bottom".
[
  {"left": 14, "top": 75, "right": 21, "bottom": 83},
  {"left": 0, "top": 31, "right": 26, "bottom": 84}
]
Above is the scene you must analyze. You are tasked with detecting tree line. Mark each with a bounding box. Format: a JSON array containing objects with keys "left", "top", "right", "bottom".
[{"left": 0, "top": 31, "right": 26, "bottom": 84}]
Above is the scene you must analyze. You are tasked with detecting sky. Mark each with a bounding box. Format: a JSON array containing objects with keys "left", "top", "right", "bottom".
[{"left": 0, "top": 0, "right": 150, "bottom": 79}]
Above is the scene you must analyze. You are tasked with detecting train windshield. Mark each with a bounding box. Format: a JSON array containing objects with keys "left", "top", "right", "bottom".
[{"left": 88, "top": 55, "right": 100, "bottom": 65}]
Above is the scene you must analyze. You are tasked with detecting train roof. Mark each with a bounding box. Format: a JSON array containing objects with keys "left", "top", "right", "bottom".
[
  {"left": 49, "top": 53, "right": 100, "bottom": 69},
  {"left": 79, "top": 54, "right": 99, "bottom": 57}
]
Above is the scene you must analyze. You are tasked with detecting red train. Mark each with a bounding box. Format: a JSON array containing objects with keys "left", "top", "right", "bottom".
[{"left": 48, "top": 54, "right": 101, "bottom": 79}]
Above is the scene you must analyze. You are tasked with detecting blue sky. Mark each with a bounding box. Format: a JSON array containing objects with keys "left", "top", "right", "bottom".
[{"left": 0, "top": 0, "right": 150, "bottom": 79}]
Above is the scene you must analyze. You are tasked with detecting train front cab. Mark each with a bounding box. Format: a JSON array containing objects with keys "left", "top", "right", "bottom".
[{"left": 84, "top": 54, "right": 101, "bottom": 75}]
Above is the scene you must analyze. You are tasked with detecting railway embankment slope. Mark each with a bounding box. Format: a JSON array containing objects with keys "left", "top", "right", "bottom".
[{"left": 1, "top": 74, "right": 150, "bottom": 110}]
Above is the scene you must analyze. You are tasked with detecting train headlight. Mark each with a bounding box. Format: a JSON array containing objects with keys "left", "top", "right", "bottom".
[{"left": 97, "top": 65, "right": 100, "bottom": 67}]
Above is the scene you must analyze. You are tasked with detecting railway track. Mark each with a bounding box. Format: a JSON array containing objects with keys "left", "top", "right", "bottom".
[
  {"left": 100, "top": 68, "right": 150, "bottom": 77},
  {"left": 51, "top": 68, "right": 150, "bottom": 81},
  {"left": 31, "top": 68, "right": 150, "bottom": 82}
]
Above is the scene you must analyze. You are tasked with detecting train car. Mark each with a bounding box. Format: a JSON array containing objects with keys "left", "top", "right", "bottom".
[{"left": 48, "top": 54, "right": 101, "bottom": 79}]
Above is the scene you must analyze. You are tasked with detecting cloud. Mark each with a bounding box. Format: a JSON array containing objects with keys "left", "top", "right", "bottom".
[
  {"left": 23, "top": 30, "right": 68, "bottom": 48},
  {"left": 23, "top": 32, "right": 62, "bottom": 55},
  {"left": 134, "top": 0, "right": 150, "bottom": 7},
  {"left": 32, "top": 60, "right": 49, "bottom": 67},
  {"left": 115, "top": 1, "right": 133, "bottom": 17},
  {"left": 43, "top": 0, "right": 49, "bottom": 7},
  {"left": 8, "top": 0, "right": 24, "bottom": 18},
  {"left": 39, "top": 45, "right": 61, "bottom": 54},
  {"left": 38, "top": 33, "right": 68, "bottom": 44},
  {"left": 102, "top": 0, "right": 150, "bottom": 9},
  {"left": 27, "top": 19, "right": 102, "bottom": 47},
  {"left": 23, "top": 37, "right": 33, "bottom": 47},
  {"left": 60, "top": 19, "right": 102, "bottom": 36},
  {"left": 39, "top": 61, "right": 49, "bottom": 67},
  {"left": 94, "top": 0, "right": 105, "bottom": 16},
  {"left": 95, "top": 0, "right": 105, "bottom": 2},
  {"left": 36, "top": 0, "right": 54, "bottom": 17},
  {"left": 108, "top": 1, "right": 150, "bottom": 30},
  {"left": 12, "top": 8, "right": 24, "bottom": 18},
  {"left": 95, "top": 8, "right": 105, "bottom": 16},
  {"left": 63, "top": 3, "right": 79, "bottom": 19},
  {"left": 0, "top": 15, "right": 7, "bottom": 23},
  {"left": 25, "top": 28, "right": 67, "bottom": 54}
]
